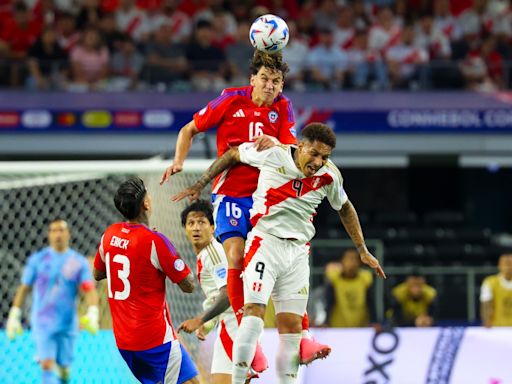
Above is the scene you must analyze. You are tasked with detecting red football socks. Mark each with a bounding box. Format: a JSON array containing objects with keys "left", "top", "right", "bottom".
[{"left": 227, "top": 268, "right": 245, "bottom": 324}]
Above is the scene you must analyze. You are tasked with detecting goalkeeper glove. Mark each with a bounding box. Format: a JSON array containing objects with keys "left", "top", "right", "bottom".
[
  {"left": 79, "top": 305, "right": 99, "bottom": 335},
  {"left": 6, "top": 307, "right": 23, "bottom": 340}
]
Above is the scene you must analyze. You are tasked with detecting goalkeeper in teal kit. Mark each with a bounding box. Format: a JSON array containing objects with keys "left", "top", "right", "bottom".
[{"left": 6, "top": 218, "right": 99, "bottom": 384}]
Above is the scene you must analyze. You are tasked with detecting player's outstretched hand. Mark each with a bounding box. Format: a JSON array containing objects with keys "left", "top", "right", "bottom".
[
  {"left": 6, "top": 307, "right": 23, "bottom": 340},
  {"left": 160, "top": 162, "right": 183, "bottom": 185},
  {"left": 171, "top": 185, "right": 201, "bottom": 202},
  {"left": 79, "top": 306, "right": 99, "bottom": 335},
  {"left": 178, "top": 317, "right": 203, "bottom": 334},
  {"left": 360, "top": 251, "right": 386, "bottom": 279},
  {"left": 195, "top": 326, "right": 207, "bottom": 341},
  {"left": 254, "top": 135, "right": 279, "bottom": 151}
]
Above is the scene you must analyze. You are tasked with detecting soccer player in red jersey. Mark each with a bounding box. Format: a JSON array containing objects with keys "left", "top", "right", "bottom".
[
  {"left": 161, "top": 51, "right": 330, "bottom": 370},
  {"left": 93, "top": 178, "right": 199, "bottom": 384}
]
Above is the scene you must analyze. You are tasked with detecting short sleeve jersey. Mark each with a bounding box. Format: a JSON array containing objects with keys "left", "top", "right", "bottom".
[
  {"left": 21, "top": 247, "right": 92, "bottom": 333},
  {"left": 196, "top": 238, "right": 235, "bottom": 321},
  {"left": 193, "top": 86, "right": 297, "bottom": 197},
  {"left": 238, "top": 143, "right": 349, "bottom": 242},
  {"left": 480, "top": 274, "right": 512, "bottom": 326},
  {"left": 94, "top": 222, "right": 191, "bottom": 351}
]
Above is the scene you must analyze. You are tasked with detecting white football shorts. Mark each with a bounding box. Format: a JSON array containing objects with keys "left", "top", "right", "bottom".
[
  {"left": 242, "top": 228, "right": 310, "bottom": 316},
  {"left": 211, "top": 313, "right": 237, "bottom": 374}
]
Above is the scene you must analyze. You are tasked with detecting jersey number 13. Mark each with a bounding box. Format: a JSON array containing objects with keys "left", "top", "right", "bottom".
[{"left": 106, "top": 252, "right": 131, "bottom": 300}]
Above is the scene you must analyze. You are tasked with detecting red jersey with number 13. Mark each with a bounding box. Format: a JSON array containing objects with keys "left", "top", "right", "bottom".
[
  {"left": 193, "top": 86, "right": 297, "bottom": 197},
  {"left": 94, "top": 222, "right": 191, "bottom": 351}
]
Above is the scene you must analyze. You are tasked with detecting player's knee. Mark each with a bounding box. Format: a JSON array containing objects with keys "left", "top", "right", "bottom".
[
  {"left": 227, "top": 253, "right": 243, "bottom": 269},
  {"left": 223, "top": 238, "right": 245, "bottom": 268},
  {"left": 244, "top": 303, "right": 266, "bottom": 319},
  {"left": 40, "top": 359, "right": 55, "bottom": 371},
  {"left": 276, "top": 313, "right": 303, "bottom": 334}
]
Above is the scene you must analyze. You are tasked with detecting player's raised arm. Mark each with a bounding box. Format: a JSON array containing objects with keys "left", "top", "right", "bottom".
[
  {"left": 171, "top": 147, "right": 241, "bottom": 202},
  {"left": 338, "top": 200, "right": 386, "bottom": 279},
  {"left": 160, "top": 120, "right": 200, "bottom": 184}
]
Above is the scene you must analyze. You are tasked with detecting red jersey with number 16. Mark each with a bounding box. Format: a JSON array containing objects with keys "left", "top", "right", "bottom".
[
  {"left": 94, "top": 222, "right": 191, "bottom": 351},
  {"left": 193, "top": 86, "right": 297, "bottom": 197}
]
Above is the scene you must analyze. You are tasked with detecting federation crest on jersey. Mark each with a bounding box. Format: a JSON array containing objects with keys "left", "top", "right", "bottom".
[
  {"left": 268, "top": 111, "right": 278, "bottom": 123},
  {"left": 174, "top": 259, "right": 185, "bottom": 271}
]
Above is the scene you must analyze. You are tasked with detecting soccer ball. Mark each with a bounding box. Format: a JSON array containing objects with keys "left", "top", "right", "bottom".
[{"left": 249, "top": 14, "right": 289, "bottom": 53}]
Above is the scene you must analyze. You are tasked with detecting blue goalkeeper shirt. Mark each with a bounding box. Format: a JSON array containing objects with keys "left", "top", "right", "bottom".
[{"left": 21, "top": 247, "right": 92, "bottom": 334}]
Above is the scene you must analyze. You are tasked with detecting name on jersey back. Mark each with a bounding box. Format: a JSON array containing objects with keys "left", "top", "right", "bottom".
[{"left": 110, "top": 235, "right": 129, "bottom": 250}]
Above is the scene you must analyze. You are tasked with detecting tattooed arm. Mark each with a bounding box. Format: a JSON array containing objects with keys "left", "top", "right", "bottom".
[
  {"left": 177, "top": 287, "right": 230, "bottom": 334},
  {"left": 171, "top": 147, "right": 240, "bottom": 202},
  {"left": 338, "top": 200, "right": 386, "bottom": 279}
]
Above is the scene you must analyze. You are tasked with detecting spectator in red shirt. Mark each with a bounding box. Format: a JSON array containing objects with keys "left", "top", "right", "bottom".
[
  {"left": 0, "top": 2, "right": 41, "bottom": 57},
  {"left": 0, "top": 2, "right": 41, "bottom": 86}
]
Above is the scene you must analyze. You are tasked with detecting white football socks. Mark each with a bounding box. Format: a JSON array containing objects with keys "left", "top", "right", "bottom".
[
  {"left": 232, "top": 316, "right": 264, "bottom": 383},
  {"left": 276, "top": 333, "right": 301, "bottom": 384}
]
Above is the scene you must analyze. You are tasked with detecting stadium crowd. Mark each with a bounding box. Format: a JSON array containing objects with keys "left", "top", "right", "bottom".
[{"left": 0, "top": 0, "right": 511, "bottom": 92}]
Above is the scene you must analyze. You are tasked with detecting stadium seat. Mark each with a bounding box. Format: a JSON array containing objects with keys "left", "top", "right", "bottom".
[
  {"left": 452, "top": 228, "right": 492, "bottom": 244},
  {"left": 423, "top": 211, "right": 465, "bottom": 227},
  {"left": 385, "top": 243, "right": 437, "bottom": 266},
  {"left": 374, "top": 211, "right": 418, "bottom": 227}
]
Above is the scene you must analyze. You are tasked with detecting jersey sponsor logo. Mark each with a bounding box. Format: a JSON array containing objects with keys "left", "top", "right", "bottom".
[
  {"left": 174, "top": 259, "right": 185, "bottom": 271},
  {"left": 254, "top": 111, "right": 261, "bottom": 116},
  {"left": 268, "top": 110, "right": 278, "bottom": 123},
  {"left": 297, "top": 285, "right": 309, "bottom": 295},
  {"left": 215, "top": 266, "right": 227, "bottom": 280},
  {"left": 312, "top": 177, "right": 321, "bottom": 188},
  {"left": 229, "top": 218, "right": 239, "bottom": 227},
  {"left": 198, "top": 106, "right": 207, "bottom": 116},
  {"left": 276, "top": 166, "right": 286, "bottom": 175},
  {"left": 110, "top": 235, "right": 129, "bottom": 250},
  {"left": 232, "top": 109, "right": 245, "bottom": 117}
]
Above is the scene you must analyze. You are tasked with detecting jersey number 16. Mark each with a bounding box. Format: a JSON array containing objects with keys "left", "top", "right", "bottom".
[{"left": 249, "top": 122, "right": 264, "bottom": 141}]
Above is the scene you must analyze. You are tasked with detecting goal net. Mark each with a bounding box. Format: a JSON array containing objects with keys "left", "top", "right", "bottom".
[{"left": 0, "top": 158, "right": 217, "bottom": 383}]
